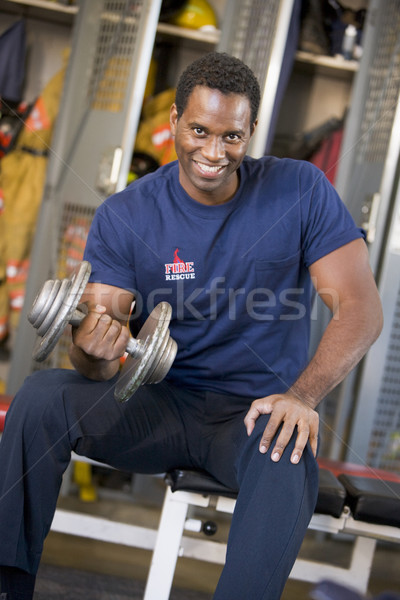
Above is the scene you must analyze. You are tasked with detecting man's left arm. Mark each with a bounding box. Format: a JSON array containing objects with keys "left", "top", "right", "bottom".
[{"left": 244, "top": 238, "right": 383, "bottom": 464}]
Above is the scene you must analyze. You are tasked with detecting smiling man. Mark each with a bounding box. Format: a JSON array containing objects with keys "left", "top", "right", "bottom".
[
  {"left": 171, "top": 85, "right": 255, "bottom": 203},
  {"left": 0, "top": 53, "right": 382, "bottom": 600}
]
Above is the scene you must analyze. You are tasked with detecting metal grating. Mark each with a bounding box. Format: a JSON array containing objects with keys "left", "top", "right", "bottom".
[
  {"left": 220, "top": 0, "right": 280, "bottom": 90},
  {"left": 57, "top": 202, "right": 95, "bottom": 278},
  {"left": 88, "top": 0, "right": 144, "bottom": 112},
  {"left": 32, "top": 202, "right": 96, "bottom": 373},
  {"left": 357, "top": 1, "right": 400, "bottom": 164},
  {"left": 367, "top": 280, "right": 400, "bottom": 473},
  {"left": 54, "top": 202, "right": 96, "bottom": 367}
]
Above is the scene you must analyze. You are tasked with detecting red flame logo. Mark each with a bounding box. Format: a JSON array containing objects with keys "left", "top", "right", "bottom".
[{"left": 173, "top": 248, "right": 185, "bottom": 264}]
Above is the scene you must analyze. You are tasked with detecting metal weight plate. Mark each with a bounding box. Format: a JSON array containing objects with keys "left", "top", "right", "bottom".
[
  {"left": 144, "top": 336, "right": 178, "bottom": 384},
  {"left": 30, "top": 261, "right": 92, "bottom": 362},
  {"left": 142, "top": 326, "right": 170, "bottom": 384},
  {"left": 114, "top": 302, "right": 176, "bottom": 402}
]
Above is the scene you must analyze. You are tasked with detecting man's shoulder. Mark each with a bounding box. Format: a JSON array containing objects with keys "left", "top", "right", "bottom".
[
  {"left": 240, "top": 156, "right": 324, "bottom": 198},
  {"left": 125, "top": 160, "right": 178, "bottom": 196},
  {"left": 242, "top": 154, "right": 319, "bottom": 177},
  {"left": 101, "top": 161, "right": 179, "bottom": 211}
]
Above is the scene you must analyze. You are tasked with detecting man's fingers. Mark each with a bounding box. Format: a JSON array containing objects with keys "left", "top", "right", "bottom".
[
  {"left": 244, "top": 400, "right": 272, "bottom": 435},
  {"left": 73, "top": 308, "right": 129, "bottom": 360},
  {"left": 308, "top": 413, "right": 320, "bottom": 458},
  {"left": 266, "top": 419, "right": 297, "bottom": 459},
  {"left": 309, "top": 433, "right": 319, "bottom": 457},
  {"left": 244, "top": 404, "right": 262, "bottom": 435},
  {"left": 289, "top": 427, "right": 310, "bottom": 464},
  {"left": 259, "top": 413, "right": 285, "bottom": 454}
]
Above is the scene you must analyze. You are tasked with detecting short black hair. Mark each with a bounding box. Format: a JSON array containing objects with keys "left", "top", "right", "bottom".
[{"left": 175, "top": 52, "right": 261, "bottom": 127}]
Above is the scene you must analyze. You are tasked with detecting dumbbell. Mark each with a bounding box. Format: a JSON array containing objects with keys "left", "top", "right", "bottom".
[{"left": 28, "top": 261, "right": 177, "bottom": 402}]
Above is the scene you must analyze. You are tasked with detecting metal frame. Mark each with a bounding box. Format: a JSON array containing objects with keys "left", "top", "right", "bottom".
[{"left": 143, "top": 487, "right": 381, "bottom": 599}]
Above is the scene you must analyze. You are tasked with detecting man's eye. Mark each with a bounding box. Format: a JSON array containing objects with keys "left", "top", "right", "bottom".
[
  {"left": 227, "top": 134, "right": 239, "bottom": 142},
  {"left": 193, "top": 127, "right": 205, "bottom": 135}
]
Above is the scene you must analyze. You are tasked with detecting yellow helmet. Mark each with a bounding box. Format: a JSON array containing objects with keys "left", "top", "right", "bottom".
[{"left": 169, "top": 0, "right": 218, "bottom": 31}]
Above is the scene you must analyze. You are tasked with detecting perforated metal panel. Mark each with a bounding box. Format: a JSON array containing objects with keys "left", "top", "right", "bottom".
[
  {"left": 218, "top": 0, "right": 295, "bottom": 157},
  {"left": 348, "top": 178, "right": 400, "bottom": 472},
  {"left": 88, "top": 2, "right": 145, "bottom": 112},
  {"left": 218, "top": 0, "right": 280, "bottom": 85},
  {"left": 357, "top": 9, "right": 400, "bottom": 166},
  {"left": 49, "top": 202, "right": 98, "bottom": 370},
  {"left": 367, "top": 278, "right": 400, "bottom": 471},
  {"left": 335, "top": 0, "right": 400, "bottom": 236}
]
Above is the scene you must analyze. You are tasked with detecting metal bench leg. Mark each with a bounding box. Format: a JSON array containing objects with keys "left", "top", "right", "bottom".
[
  {"left": 143, "top": 487, "right": 189, "bottom": 600},
  {"left": 347, "top": 536, "right": 377, "bottom": 594}
]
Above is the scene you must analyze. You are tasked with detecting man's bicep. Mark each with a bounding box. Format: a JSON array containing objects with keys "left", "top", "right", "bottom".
[{"left": 309, "top": 238, "right": 378, "bottom": 313}]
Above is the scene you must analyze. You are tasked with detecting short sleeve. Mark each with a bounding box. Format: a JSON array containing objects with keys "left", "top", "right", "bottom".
[
  {"left": 83, "top": 200, "right": 137, "bottom": 292},
  {"left": 300, "top": 163, "right": 365, "bottom": 267}
]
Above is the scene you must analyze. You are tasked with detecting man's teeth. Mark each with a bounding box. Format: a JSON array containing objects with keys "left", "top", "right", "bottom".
[{"left": 197, "top": 162, "right": 223, "bottom": 173}]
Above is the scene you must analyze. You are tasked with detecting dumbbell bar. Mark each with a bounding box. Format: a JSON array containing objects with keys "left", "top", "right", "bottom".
[{"left": 28, "top": 261, "right": 177, "bottom": 402}]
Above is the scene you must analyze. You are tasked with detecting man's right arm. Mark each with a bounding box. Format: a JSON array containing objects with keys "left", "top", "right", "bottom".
[{"left": 68, "top": 282, "right": 134, "bottom": 381}]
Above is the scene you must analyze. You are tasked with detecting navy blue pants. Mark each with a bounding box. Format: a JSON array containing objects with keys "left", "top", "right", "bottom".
[{"left": 0, "top": 369, "right": 318, "bottom": 600}]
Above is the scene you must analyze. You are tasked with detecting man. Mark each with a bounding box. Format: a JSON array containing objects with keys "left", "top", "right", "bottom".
[{"left": 0, "top": 52, "right": 382, "bottom": 599}]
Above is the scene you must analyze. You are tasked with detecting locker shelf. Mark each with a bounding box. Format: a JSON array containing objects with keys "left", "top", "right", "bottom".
[{"left": 1, "top": 0, "right": 77, "bottom": 14}]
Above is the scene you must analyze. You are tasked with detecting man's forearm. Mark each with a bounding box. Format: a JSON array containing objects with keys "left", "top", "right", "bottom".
[{"left": 289, "top": 299, "right": 383, "bottom": 409}]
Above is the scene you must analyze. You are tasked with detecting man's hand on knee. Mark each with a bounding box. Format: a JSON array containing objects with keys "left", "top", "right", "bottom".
[{"left": 243, "top": 393, "right": 319, "bottom": 464}]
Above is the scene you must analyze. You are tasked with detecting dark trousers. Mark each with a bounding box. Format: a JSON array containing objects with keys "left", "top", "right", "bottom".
[{"left": 0, "top": 369, "right": 319, "bottom": 600}]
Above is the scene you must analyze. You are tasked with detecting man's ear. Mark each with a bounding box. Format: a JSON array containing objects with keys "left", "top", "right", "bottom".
[
  {"left": 170, "top": 103, "right": 178, "bottom": 135},
  {"left": 250, "top": 119, "right": 258, "bottom": 137}
]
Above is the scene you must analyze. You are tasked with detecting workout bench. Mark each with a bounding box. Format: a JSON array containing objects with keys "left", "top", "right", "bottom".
[
  {"left": 143, "top": 464, "right": 400, "bottom": 599},
  {"left": 1, "top": 395, "right": 400, "bottom": 598}
]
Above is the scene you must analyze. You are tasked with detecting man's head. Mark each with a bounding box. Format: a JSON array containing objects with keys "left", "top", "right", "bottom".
[
  {"left": 170, "top": 53, "right": 260, "bottom": 206},
  {"left": 175, "top": 52, "right": 261, "bottom": 128}
]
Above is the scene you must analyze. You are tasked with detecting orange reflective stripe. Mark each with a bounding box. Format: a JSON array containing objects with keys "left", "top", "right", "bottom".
[{"left": 25, "top": 96, "right": 51, "bottom": 132}]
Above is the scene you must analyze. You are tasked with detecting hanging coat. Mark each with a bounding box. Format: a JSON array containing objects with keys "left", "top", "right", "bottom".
[
  {"left": 0, "top": 57, "right": 68, "bottom": 341},
  {"left": 134, "top": 88, "right": 178, "bottom": 166},
  {"left": 0, "top": 20, "right": 26, "bottom": 102}
]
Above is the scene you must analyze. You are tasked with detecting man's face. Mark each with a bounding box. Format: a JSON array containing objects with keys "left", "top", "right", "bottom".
[{"left": 170, "top": 86, "right": 256, "bottom": 205}]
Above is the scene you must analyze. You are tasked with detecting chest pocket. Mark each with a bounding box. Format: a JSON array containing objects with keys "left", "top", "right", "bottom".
[{"left": 253, "top": 250, "right": 304, "bottom": 320}]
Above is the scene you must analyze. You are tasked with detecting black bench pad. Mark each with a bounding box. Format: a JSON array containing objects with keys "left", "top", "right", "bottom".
[
  {"left": 338, "top": 474, "right": 400, "bottom": 527},
  {"left": 165, "top": 467, "right": 346, "bottom": 518},
  {"left": 165, "top": 469, "right": 238, "bottom": 499},
  {"left": 315, "top": 467, "right": 346, "bottom": 518}
]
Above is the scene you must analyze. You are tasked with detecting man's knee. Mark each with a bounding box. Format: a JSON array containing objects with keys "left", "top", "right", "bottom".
[
  {"left": 5, "top": 369, "right": 78, "bottom": 433},
  {"left": 235, "top": 413, "right": 317, "bottom": 484}
]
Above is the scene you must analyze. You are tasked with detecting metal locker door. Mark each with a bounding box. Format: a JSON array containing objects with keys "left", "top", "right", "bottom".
[
  {"left": 335, "top": 0, "right": 400, "bottom": 274},
  {"left": 217, "top": 0, "right": 295, "bottom": 158},
  {"left": 324, "top": 0, "right": 400, "bottom": 461},
  {"left": 7, "top": 0, "right": 162, "bottom": 394},
  {"left": 348, "top": 150, "right": 400, "bottom": 471}
]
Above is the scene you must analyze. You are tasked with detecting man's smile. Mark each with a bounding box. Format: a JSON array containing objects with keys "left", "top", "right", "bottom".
[{"left": 194, "top": 160, "right": 227, "bottom": 176}]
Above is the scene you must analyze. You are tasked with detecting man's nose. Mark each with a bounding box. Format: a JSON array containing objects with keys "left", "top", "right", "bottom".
[{"left": 201, "top": 136, "right": 225, "bottom": 161}]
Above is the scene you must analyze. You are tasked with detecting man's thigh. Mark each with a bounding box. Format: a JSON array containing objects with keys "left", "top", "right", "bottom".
[
  {"left": 11, "top": 369, "right": 195, "bottom": 475},
  {"left": 65, "top": 375, "right": 195, "bottom": 474}
]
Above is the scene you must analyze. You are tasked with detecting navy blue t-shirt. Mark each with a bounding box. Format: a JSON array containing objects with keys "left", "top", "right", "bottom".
[{"left": 84, "top": 156, "right": 363, "bottom": 398}]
